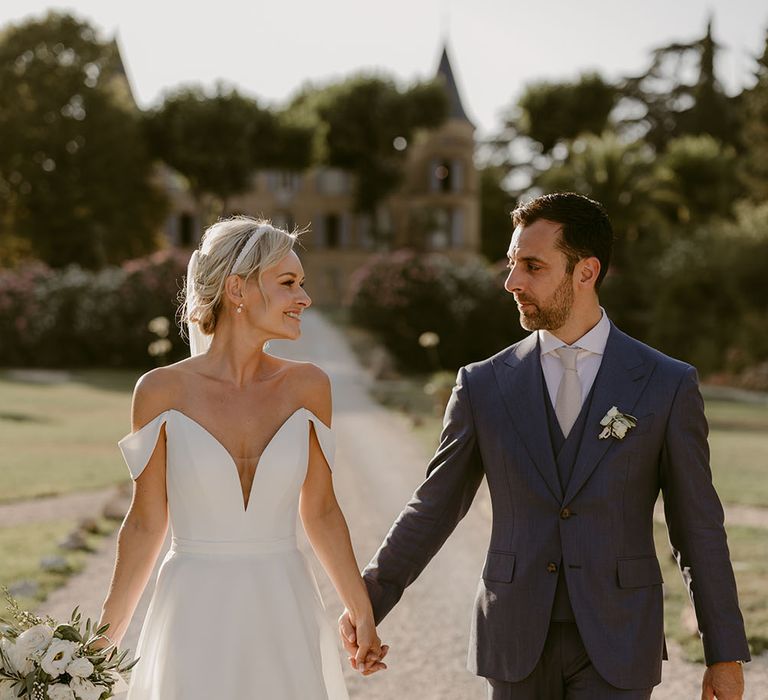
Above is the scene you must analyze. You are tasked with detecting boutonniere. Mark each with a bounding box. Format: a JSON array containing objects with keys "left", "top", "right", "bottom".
[{"left": 599, "top": 406, "right": 637, "bottom": 440}]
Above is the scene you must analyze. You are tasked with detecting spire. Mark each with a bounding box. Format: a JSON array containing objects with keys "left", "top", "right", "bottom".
[
  {"left": 436, "top": 44, "right": 473, "bottom": 127},
  {"left": 108, "top": 34, "right": 138, "bottom": 109}
]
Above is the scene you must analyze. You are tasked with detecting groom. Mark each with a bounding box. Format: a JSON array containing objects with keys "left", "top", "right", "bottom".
[{"left": 340, "top": 193, "right": 750, "bottom": 698}]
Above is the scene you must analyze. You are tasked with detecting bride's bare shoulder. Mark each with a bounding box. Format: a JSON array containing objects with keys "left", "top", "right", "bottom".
[
  {"left": 130, "top": 359, "right": 197, "bottom": 429},
  {"left": 278, "top": 359, "right": 331, "bottom": 424}
]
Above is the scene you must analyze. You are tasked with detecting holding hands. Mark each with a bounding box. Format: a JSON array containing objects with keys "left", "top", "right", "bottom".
[{"left": 338, "top": 608, "right": 389, "bottom": 676}]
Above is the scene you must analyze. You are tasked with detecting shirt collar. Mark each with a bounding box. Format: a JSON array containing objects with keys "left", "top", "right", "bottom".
[{"left": 538, "top": 308, "right": 611, "bottom": 356}]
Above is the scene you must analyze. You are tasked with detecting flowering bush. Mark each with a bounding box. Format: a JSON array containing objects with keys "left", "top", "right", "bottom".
[
  {"left": 348, "top": 250, "right": 524, "bottom": 372},
  {"left": 0, "top": 251, "right": 190, "bottom": 368},
  {"left": 0, "top": 263, "right": 53, "bottom": 366},
  {"left": 0, "top": 591, "right": 134, "bottom": 700}
]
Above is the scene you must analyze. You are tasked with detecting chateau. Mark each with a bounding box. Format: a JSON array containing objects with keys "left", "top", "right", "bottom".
[{"left": 156, "top": 45, "right": 480, "bottom": 304}]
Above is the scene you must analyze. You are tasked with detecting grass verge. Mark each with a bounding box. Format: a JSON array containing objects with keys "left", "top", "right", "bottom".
[
  {"left": 0, "top": 517, "right": 117, "bottom": 620},
  {"left": 656, "top": 521, "right": 768, "bottom": 661},
  {"left": 0, "top": 369, "right": 138, "bottom": 503}
]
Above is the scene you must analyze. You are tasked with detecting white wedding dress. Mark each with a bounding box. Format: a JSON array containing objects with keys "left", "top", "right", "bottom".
[{"left": 118, "top": 407, "right": 349, "bottom": 699}]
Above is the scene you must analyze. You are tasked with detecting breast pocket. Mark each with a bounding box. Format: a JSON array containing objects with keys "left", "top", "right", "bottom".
[
  {"left": 628, "top": 413, "right": 654, "bottom": 438},
  {"left": 483, "top": 550, "right": 516, "bottom": 583}
]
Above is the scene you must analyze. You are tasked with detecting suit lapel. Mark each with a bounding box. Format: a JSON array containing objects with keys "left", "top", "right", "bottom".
[
  {"left": 492, "top": 333, "right": 563, "bottom": 503},
  {"left": 562, "top": 325, "right": 655, "bottom": 505}
]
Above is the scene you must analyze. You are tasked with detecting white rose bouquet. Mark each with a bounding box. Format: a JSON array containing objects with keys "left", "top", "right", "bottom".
[{"left": 0, "top": 589, "right": 135, "bottom": 700}]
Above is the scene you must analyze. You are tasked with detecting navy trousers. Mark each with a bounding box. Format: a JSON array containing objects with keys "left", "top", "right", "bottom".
[{"left": 486, "top": 623, "right": 654, "bottom": 700}]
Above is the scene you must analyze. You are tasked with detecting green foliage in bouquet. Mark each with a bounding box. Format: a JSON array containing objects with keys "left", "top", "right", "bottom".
[{"left": 0, "top": 588, "right": 136, "bottom": 700}]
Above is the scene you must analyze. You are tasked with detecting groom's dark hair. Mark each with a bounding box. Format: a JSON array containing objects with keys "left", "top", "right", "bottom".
[{"left": 512, "top": 192, "right": 613, "bottom": 290}]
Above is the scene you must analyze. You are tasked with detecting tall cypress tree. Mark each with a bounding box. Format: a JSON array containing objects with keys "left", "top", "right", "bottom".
[{"left": 741, "top": 29, "right": 768, "bottom": 201}]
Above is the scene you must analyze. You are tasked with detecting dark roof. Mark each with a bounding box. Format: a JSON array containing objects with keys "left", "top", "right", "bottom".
[{"left": 436, "top": 45, "right": 473, "bottom": 126}]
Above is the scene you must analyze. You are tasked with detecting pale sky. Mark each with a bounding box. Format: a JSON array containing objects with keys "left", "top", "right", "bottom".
[{"left": 2, "top": 0, "right": 767, "bottom": 137}]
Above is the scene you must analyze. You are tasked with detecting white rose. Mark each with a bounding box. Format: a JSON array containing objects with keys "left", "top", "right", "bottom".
[
  {"left": 69, "top": 676, "right": 103, "bottom": 700},
  {"left": 0, "top": 638, "right": 33, "bottom": 675},
  {"left": 600, "top": 406, "right": 620, "bottom": 425},
  {"left": 47, "top": 683, "right": 76, "bottom": 700},
  {"left": 40, "top": 639, "right": 79, "bottom": 678},
  {"left": 66, "top": 656, "right": 94, "bottom": 679},
  {"left": 612, "top": 421, "right": 629, "bottom": 439},
  {"left": 17, "top": 624, "right": 54, "bottom": 657}
]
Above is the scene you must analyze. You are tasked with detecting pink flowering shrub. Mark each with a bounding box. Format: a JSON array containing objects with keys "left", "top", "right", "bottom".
[
  {"left": 348, "top": 250, "right": 524, "bottom": 372},
  {"left": 0, "top": 250, "right": 190, "bottom": 367}
]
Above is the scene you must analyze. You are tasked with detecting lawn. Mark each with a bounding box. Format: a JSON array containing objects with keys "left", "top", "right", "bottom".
[
  {"left": 655, "top": 521, "right": 768, "bottom": 661},
  {"left": 0, "top": 369, "right": 139, "bottom": 503},
  {"left": 0, "top": 519, "right": 84, "bottom": 618}
]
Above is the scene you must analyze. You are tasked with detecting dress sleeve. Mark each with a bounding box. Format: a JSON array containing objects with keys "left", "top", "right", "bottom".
[
  {"left": 306, "top": 410, "right": 335, "bottom": 471},
  {"left": 117, "top": 411, "right": 170, "bottom": 480}
]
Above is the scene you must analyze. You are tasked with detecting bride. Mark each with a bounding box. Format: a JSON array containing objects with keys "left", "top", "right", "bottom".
[{"left": 96, "top": 217, "right": 387, "bottom": 699}]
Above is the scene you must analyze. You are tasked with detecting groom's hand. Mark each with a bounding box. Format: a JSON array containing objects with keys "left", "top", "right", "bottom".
[
  {"left": 338, "top": 609, "right": 389, "bottom": 675},
  {"left": 701, "top": 661, "right": 744, "bottom": 699}
]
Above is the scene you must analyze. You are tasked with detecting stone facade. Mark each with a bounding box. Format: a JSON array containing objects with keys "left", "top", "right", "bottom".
[{"left": 162, "top": 45, "right": 479, "bottom": 305}]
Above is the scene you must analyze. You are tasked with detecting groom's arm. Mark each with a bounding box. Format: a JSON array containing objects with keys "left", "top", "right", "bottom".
[
  {"left": 362, "top": 366, "right": 484, "bottom": 624},
  {"left": 660, "top": 366, "right": 751, "bottom": 666}
]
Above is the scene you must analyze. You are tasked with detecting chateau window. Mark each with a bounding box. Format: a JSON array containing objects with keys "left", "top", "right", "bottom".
[
  {"left": 325, "top": 214, "right": 340, "bottom": 249},
  {"left": 272, "top": 212, "right": 295, "bottom": 231},
  {"left": 451, "top": 207, "right": 465, "bottom": 248},
  {"left": 266, "top": 171, "right": 302, "bottom": 194},
  {"left": 314, "top": 213, "right": 349, "bottom": 249},
  {"left": 428, "top": 208, "right": 451, "bottom": 249},
  {"left": 358, "top": 215, "right": 375, "bottom": 250},
  {"left": 317, "top": 168, "right": 349, "bottom": 195},
  {"left": 179, "top": 213, "right": 194, "bottom": 247},
  {"left": 429, "top": 159, "right": 465, "bottom": 193}
]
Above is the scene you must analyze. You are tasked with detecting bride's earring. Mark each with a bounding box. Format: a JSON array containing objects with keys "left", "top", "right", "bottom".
[{"left": 236, "top": 303, "right": 244, "bottom": 314}]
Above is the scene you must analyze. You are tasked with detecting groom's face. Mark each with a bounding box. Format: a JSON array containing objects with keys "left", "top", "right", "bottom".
[{"left": 504, "top": 219, "right": 575, "bottom": 332}]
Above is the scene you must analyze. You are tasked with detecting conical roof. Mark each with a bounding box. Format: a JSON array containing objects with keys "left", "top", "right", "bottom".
[{"left": 436, "top": 45, "right": 473, "bottom": 126}]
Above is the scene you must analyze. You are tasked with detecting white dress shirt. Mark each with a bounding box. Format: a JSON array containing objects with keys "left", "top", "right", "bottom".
[{"left": 538, "top": 308, "right": 611, "bottom": 410}]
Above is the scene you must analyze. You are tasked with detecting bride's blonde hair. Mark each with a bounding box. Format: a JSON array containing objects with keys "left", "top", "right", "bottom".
[{"left": 181, "top": 216, "right": 299, "bottom": 336}]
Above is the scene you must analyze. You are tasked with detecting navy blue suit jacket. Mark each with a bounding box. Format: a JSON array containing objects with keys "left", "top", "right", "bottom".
[{"left": 362, "top": 325, "right": 750, "bottom": 689}]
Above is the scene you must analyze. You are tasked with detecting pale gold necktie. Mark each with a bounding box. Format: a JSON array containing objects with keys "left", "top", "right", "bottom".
[{"left": 554, "top": 347, "right": 582, "bottom": 438}]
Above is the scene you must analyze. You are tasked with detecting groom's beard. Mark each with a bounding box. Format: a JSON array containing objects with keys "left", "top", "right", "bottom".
[{"left": 516, "top": 273, "right": 574, "bottom": 332}]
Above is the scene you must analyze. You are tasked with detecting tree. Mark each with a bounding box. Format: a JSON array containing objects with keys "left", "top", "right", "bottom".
[
  {"left": 0, "top": 12, "right": 166, "bottom": 267},
  {"left": 315, "top": 76, "right": 448, "bottom": 233},
  {"left": 620, "top": 19, "right": 740, "bottom": 152},
  {"left": 533, "top": 132, "right": 665, "bottom": 338},
  {"left": 487, "top": 72, "right": 617, "bottom": 196},
  {"left": 654, "top": 135, "right": 741, "bottom": 226},
  {"left": 144, "top": 85, "right": 313, "bottom": 218},
  {"left": 513, "top": 73, "right": 617, "bottom": 154},
  {"left": 741, "top": 30, "right": 768, "bottom": 202},
  {"left": 479, "top": 166, "right": 515, "bottom": 262},
  {"left": 535, "top": 133, "right": 660, "bottom": 255}
]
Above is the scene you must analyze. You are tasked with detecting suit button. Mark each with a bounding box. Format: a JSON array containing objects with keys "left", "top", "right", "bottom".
[
  {"left": 560, "top": 507, "right": 572, "bottom": 519},
  {"left": 547, "top": 562, "right": 558, "bottom": 573}
]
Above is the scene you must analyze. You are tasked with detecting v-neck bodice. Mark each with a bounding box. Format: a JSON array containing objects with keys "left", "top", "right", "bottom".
[
  {"left": 118, "top": 407, "right": 349, "bottom": 699},
  {"left": 118, "top": 408, "right": 334, "bottom": 543}
]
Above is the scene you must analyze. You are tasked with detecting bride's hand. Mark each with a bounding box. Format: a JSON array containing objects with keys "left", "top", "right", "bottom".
[
  {"left": 360, "top": 644, "right": 389, "bottom": 676},
  {"left": 339, "top": 608, "right": 389, "bottom": 674}
]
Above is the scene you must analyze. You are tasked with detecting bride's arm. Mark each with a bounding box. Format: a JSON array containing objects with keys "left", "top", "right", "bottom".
[
  {"left": 96, "top": 371, "right": 171, "bottom": 647},
  {"left": 298, "top": 366, "right": 385, "bottom": 673}
]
